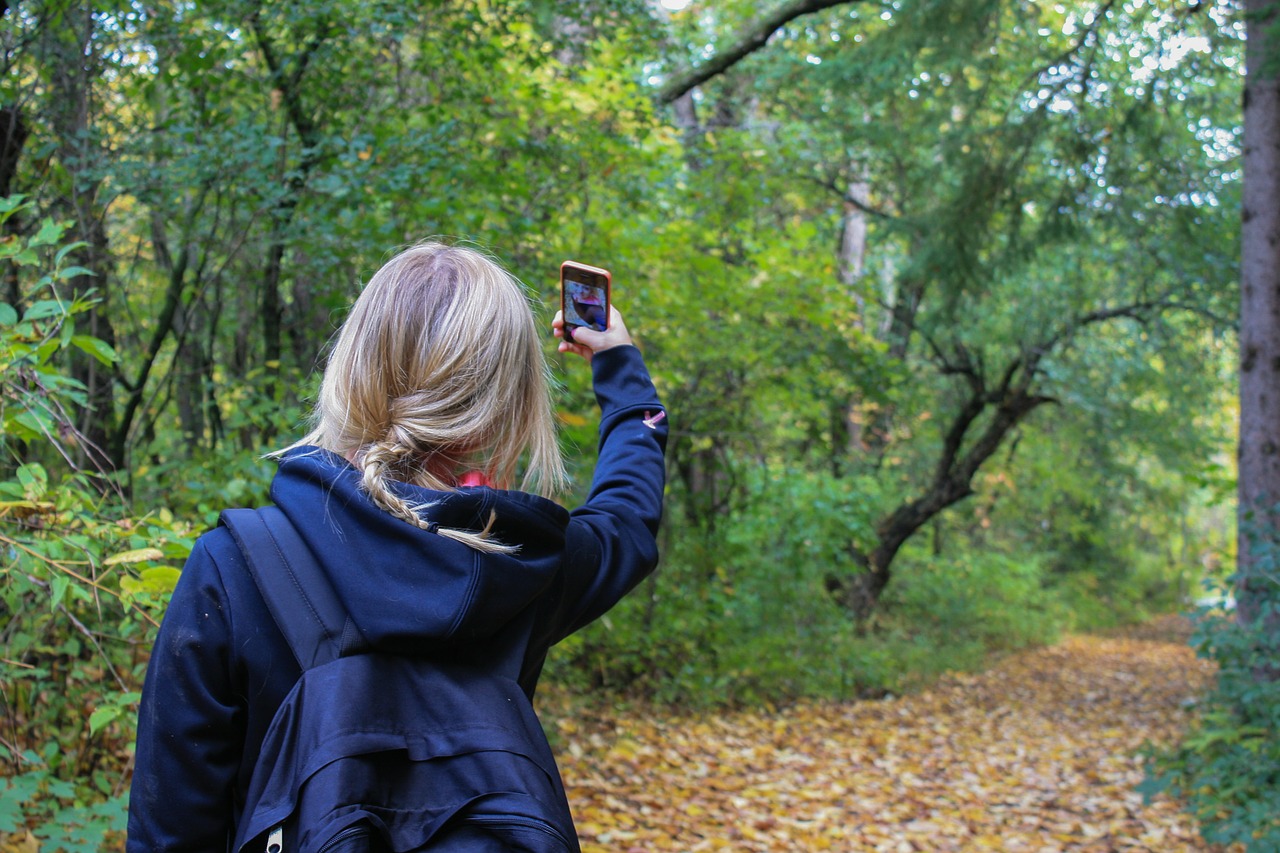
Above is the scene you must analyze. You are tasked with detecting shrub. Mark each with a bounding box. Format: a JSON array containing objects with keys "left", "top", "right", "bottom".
[
  {"left": 880, "top": 548, "right": 1069, "bottom": 665},
  {"left": 1144, "top": 510, "right": 1280, "bottom": 851},
  {"left": 0, "top": 200, "right": 183, "bottom": 844},
  {"left": 546, "top": 467, "right": 1070, "bottom": 706}
]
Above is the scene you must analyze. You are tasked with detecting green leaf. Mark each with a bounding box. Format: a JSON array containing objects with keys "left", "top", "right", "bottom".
[
  {"left": 33, "top": 338, "right": 60, "bottom": 363},
  {"left": 0, "top": 302, "right": 17, "bottom": 326},
  {"left": 0, "top": 499, "right": 56, "bottom": 518},
  {"left": 23, "top": 299, "right": 68, "bottom": 322},
  {"left": 0, "top": 773, "right": 40, "bottom": 831},
  {"left": 55, "top": 265, "right": 97, "bottom": 281},
  {"left": 30, "top": 217, "right": 66, "bottom": 247},
  {"left": 17, "top": 462, "right": 48, "bottom": 493},
  {"left": 0, "top": 193, "right": 26, "bottom": 216},
  {"left": 49, "top": 575, "right": 70, "bottom": 611},
  {"left": 54, "top": 240, "right": 88, "bottom": 265},
  {"left": 70, "top": 334, "right": 117, "bottom": 366},
  {"left": 120, "top": 567, "right": 181, "bottom": 596},
  {"left": 88, "top": 706, "right": 121, "bottom": 736},
  {"left": 5, "top": 409, "right": 46, "bottom": 441}
]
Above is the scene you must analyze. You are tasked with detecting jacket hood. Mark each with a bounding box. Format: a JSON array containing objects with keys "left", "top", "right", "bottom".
[{"left": 268, "top": 447, "right": 570, "bottom": 651}]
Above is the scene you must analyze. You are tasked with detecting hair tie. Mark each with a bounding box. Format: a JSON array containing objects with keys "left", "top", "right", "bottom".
[{"left": 426, "top": 521, "right": 440, "bottom": 534}]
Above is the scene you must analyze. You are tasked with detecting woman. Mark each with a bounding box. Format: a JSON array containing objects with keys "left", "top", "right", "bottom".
[{"left": 127, "top": 242, "right": 667, "bottom": 850}]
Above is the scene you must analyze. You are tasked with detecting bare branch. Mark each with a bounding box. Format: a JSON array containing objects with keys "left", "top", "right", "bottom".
[
  {"left": 249, "top": 11, "right": 333, "bottom": 149},
  {"left": 657, "top": 0, "right": 868, "bottom": 104},
  {"left": 1035, "top": 298, "right": 1171, "bottom": 362},
  {"left": 806, "top": 175, "right": 897, "bottom": 219}
]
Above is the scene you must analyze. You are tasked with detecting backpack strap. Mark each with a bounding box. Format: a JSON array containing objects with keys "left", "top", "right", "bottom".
[{"left": 220, "top": 506, "right": 361, "bottom": 670}]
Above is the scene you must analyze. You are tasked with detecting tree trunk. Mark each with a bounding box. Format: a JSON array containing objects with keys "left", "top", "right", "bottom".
[
  {"left": 0, "top": 105, "right": 25, "bottom": 198},
  {"left": 1237, "top": 0, "right": 1280, "bottom": 632},
  {"left": 835, "top": 172, "right": 870, "bottom": 462},
  {"left": 43, "top": 8, "right": 119, "bottom": 470},
  {"left": 67, "top": 212, "right": 118, "bottom": 470},
  {"left": 249, "top": 12, "right": 331, "bottom": 412},
  {"left": 830, "top": 376, "right": 1053, "bottom": 621},
  {"left": 174, "top": 296, "right": 212, "bottom": 450},
  {"left": 0, "top": 104, "right": 28, "bottom": 307}
]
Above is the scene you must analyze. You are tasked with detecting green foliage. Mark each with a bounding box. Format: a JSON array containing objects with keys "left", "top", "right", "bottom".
[
  {"left": 0, "top": 201, "right": 114, "bottom": 450},
  {"left": 0, "top": 203, "right": 182, "bottom": 842},
  {"left": 549, "top": 467, "right": 1071, "bottom": 706},
  {"left": 0, "top": 769, "right": 129, "bottom": 851},
  {"left": 884, "top": 548, "right": 1069, "bottom": 655},
  {"left": 547, "top": 466, "right": 878, "bottom": 705},
  {"left": 1145, "top": 511, "right": 1280, "bottom": 852}
]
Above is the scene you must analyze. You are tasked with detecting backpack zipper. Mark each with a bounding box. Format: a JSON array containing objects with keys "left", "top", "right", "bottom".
[
  {"left": 315, "top": 824, "right": 377, "bottom": 853},
  {"left": 263, "top": 815, "right": 566, "bottom": 853},
  {"left": 461, "top": 813, "right": 572, "bottom": 847}
]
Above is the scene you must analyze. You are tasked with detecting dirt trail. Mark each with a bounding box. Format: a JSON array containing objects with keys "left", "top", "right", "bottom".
[{"left": 557, "top": 616, "right": 1223, "bottom": 852}]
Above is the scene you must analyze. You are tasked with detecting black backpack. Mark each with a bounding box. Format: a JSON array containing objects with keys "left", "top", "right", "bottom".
[{"left": 220, "top": 507, "right": 581, "bottom": 853}]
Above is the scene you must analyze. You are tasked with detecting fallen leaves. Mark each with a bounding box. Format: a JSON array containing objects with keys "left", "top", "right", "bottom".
[{"left": 556, "top": 616, "right": 1231, "bottom": 852}]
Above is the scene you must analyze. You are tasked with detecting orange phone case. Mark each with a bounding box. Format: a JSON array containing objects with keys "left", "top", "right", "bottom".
[{"left": 560, "top": 261, "right": 611, "bottom": 338}]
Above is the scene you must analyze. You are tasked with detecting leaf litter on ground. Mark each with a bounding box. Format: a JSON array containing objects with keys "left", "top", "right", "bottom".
[{"left": 554, "top": 615, "right": 1233, "bottom": 852}]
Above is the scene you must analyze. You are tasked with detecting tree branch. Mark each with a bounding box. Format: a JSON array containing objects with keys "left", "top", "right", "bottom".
[
  {"left": 657, "top": 0, "right": 866, "bottom": 104},
  {"left": 831, "top": 292, "right": 1191, "bottom": 619},
  {"left": 249, "top": 10, "right": 332, "bottom": 150},
  {"left": 1035, "top": 298, "right": 1172, "bottom": 361},
  {"left": 807, "top": 175, "right": 897, "bottom": 219}
]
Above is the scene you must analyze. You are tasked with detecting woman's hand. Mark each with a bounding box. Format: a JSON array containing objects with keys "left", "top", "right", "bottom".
[{"left": 554, "top": 305, "right": 633, "bottom": 362}]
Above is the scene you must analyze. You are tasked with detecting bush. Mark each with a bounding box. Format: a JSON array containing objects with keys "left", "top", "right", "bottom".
[
  {"left": 0, "top": 200, "right": 184, "bottom": 844},
  {"left": 1052, "top": 549, "right": 1197, "bottom": 633},
  {"left": 544, "top": 466, "right": 884, "bottom": 705},
  {"left": 545, "top": 467, "right": 1072, "bottom": 706},
  {"left": 1144, "top": 511, "right": 1280, "bottom": 852},
  {"left": 884, "top": 548, "right": 1069, "bottom": 651}
]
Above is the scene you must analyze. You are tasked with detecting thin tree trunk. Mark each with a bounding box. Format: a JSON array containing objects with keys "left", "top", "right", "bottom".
[
  {"left": 0, "top": 104, "right": 28, "bottom": 307},
  {"left": 67, "top": 212, "right": 118, "bottom": 470},
  {"left": 44, "top": 8, "right": 119, "bottom": 469},
  {"left": 836, "top": 173, "right": 870, "bottom": 460},
  {"left": 249, "top": 12, "right": 331, "bottom": 410}
]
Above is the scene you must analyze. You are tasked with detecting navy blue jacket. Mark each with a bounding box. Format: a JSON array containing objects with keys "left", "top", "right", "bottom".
[{"left": 127, "top": 346, "right": 667, "bottom": 851}]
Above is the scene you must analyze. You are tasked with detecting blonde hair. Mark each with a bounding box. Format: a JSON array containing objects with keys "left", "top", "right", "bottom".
[{"left": 290, "top": 241, "right": 567, "bottom": 553}]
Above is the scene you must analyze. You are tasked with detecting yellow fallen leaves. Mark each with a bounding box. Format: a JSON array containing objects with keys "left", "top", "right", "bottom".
[
  {"left": 0, "top": 832, "right": 38, "bottom": 853},
  {"left": 556, "top": 616, "right": 1231, "bottom": 852}
]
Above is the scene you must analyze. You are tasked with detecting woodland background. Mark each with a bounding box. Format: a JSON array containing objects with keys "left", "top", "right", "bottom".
[{"left": 0, "top": 0, "right": 1266, "bottom": 847}]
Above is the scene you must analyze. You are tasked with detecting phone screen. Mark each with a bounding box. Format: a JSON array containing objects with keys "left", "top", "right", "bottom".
[{"left": 561, "top": 264, "right": 610, "bottom": 333}]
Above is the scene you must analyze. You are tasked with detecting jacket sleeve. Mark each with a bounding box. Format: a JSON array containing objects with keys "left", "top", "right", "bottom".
[
  {"left": 550, "top": 345, "right": 668, "bottom": 643},
  {"left": 128, "top": 537, "right": 243, "bottom": 852}
]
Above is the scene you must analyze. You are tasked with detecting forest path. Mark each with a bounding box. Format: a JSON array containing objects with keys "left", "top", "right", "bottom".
[{"left": 557, "top": 616, "right": 1222, "bottom": 852}]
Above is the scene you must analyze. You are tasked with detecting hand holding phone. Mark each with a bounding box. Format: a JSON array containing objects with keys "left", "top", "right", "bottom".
[
  {"left": 554, "top": 304, "right": 632, "bottom": 361},
  {"left": 560, "top": 261, "right": 611, "bottom": 342}
]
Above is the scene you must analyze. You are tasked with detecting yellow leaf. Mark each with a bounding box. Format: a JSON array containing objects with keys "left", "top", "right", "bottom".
[
  {"left": 105, "top": 547, "right": 165, "bottom": 565},
  {"left": 0, "top": 500, "right": 55, "bottom": 519}
]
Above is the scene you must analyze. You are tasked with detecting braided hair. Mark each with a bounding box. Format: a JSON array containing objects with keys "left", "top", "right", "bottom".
[{"left": 287, "top": 241, "right": 567, "bottom": 553}]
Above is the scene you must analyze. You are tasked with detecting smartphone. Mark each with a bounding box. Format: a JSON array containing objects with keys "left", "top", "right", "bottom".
[{"left": 560, "top": 261, "right": 611, "bottom": 342}]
